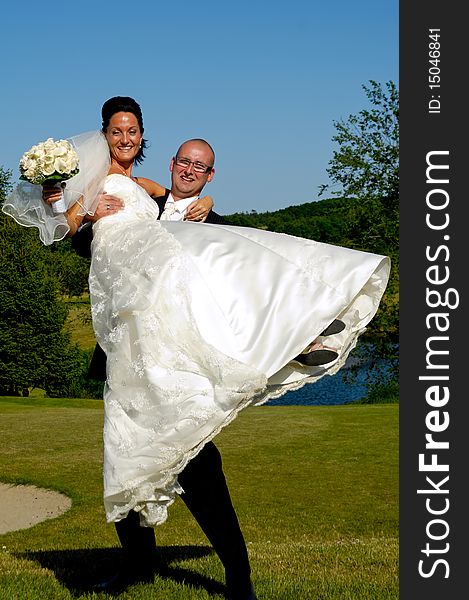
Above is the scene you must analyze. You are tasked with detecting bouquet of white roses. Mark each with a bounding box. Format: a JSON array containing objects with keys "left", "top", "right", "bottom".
[{"left": 19, "top": 137, "right": 80, "bottom": 213}]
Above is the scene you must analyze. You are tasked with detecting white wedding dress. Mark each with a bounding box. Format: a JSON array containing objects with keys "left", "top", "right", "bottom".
[{"left": 88, "top": 174, "right": 391, "bottom": 527}]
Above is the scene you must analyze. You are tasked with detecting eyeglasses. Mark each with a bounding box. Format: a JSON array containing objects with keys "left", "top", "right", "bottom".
[{"left": 174, "top": 156, "right": 213, "bottom": 174}]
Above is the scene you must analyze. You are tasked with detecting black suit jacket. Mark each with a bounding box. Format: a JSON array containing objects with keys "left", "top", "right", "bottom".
[{"left": 73, "top": 189, "right": 229, "bottom": 380}]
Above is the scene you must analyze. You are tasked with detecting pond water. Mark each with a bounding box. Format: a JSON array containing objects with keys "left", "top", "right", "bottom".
[
  {"left": 266, "top": 364, "right": 370, "bottom": 406},
  {"left": 266, "top": 345, "right": 397, "bottom": 406}
]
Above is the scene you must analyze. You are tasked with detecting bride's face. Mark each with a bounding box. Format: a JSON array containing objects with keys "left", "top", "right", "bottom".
[{"left": 105, "top": 112, "right": 142, "bottom": 164}]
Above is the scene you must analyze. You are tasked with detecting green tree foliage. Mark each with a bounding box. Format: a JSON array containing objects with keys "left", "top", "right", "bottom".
[
  {"left": 318, "top": 81, "right": 399, "bottom": 388},
  {"left": 319, "top": 80, "right": 399, "bottom": 205},
  {"left": 228, "top": 197, "right": 352, "bottom": 245},
  {"left": 0, "top": 168, "right": 87, "bottom": 397},
  {"left": 45, "top": 238, "right": 90, "bottom": 297}
]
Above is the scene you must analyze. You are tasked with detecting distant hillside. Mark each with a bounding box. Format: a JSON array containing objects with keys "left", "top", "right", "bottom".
[
  {"left": 226, "top": 195, "right": 397, "bottom": 255},
  {"left": 226, "top": 197, "right": 352, "bottom": 245}
]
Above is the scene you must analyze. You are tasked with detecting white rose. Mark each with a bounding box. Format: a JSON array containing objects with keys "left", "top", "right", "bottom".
[
  {"left": 42, "top": 138, "right": 55, "bottom": 150},
  {"left": 29, "top": 149, "right": 40, "bottom": 161},
  {"left": 55, "top": 141, "right": 69, "bottom": 155},
  {"left": 36, "top": 149, "right": 47, "bottom": 164},
  {"left": 65, "top": 156, "right": 76, "bottom": 172},
  {"left": 21, "top": 157, "right": 34, "bottom": 172},
  {"left": 54, "top": 157, "right": 69, "bottom": 174},
  {"left": 42, "top": 157, "right": 56, "bottom": 176}
]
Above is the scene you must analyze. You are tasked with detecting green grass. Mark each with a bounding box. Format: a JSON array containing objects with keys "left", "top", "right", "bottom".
[
  {"left": 0, "top": 398, "right": 398, "bottom": 599},
  {"left": 64, "top": 298, "right": 95, "bottom": 351}
]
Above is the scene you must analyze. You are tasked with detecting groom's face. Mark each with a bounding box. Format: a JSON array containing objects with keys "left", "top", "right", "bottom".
[{"left": 170, "top": 141, "right": 215, "bottom": 199}]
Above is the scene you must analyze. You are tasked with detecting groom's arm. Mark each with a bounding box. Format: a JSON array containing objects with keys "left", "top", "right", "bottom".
[
  {"left": 205, "top": 210, "right": 230, "bottom": 225},
  {"left": 71, "top": 222, "right": 93, "bottom": 258}
]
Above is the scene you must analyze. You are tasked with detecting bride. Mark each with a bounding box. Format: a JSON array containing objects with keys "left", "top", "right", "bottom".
[{"left": 2, "top": 99, "right": 391, "bottom": 528}]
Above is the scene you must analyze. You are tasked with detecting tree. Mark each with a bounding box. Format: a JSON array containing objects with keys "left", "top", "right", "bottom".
[
  {"left": 0, "top": 168, "right": 86, "bottom": 397},
  {"left": 45, "top": 239, "right": 91, "bottom": 297},
  {"left": 318, "top": 81, "right": 399, "bottom": 396},
  {"left": 319, "top": 80, "right": 399, "bottom": 206}
]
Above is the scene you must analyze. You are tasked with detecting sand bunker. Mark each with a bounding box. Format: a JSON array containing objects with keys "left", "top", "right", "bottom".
[{"left": 0, "top": 483, "right": 72, "bottom": 534}]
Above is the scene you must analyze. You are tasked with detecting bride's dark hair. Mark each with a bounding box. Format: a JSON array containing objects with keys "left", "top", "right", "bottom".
[{"left": 101, "top": 96, "right": 148, "bottom": 165}]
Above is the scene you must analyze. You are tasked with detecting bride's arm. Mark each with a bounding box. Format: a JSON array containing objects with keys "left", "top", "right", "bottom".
[
  {"left": 135, "top": 177, "right": 166, "bottom": 198},
  {"left": 42, "top": 185, "right": 124, "bottom": 236},
  {"left": 41, "top": 183, "right": 84, "bottom": 236},
  {"left": 65, "top": 201, "right": 86, "bottom": 236}
]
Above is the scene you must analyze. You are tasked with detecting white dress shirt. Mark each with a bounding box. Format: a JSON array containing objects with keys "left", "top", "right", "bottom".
[{"left": 160, "top": 194, "right": 198, "bottom": 221}]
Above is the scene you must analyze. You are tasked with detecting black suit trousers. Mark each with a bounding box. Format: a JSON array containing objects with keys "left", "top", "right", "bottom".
[{"left": 115, "top": 441, "right": 251, "bottom": 584}]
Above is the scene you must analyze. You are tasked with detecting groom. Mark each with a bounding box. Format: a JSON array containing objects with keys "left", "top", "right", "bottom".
[{"left": 72, "top": 139, "right": 257, "bottom": 600}]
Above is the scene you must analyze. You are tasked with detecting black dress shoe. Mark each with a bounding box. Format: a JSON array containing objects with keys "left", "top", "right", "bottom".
[
  {"left": 227, "top": 580, "right": 257, "bottom": 600},
  {"left": 92, "top": 566, "right": 154, "bottom": 593},
  {"left": 92, "top": 572, "right": 125, "bottom": 593},
  {"left": 294, "top": 348, "right": 338, "bottom": 366},
  {"left": 320, "top": 319, "right": 345, "bottom": 336},
  {"left": 245, "top": 583, "right": 258, "bottom": 600}
]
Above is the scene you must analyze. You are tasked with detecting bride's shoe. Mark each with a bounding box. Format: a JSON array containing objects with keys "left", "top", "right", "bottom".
[
  {"left": 293, "top": 342, "right": 339, "bottom": 366},
  {"left": 320, "top": 319, "right": 345, "bottom": 337}
]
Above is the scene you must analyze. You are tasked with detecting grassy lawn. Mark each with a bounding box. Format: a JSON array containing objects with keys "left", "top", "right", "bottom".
[
  {"left": 0, "top": 398, "right": 398, "bottom": 599},
  {"left": 64, "top": 298, "right": 95, "bottom": 351}
]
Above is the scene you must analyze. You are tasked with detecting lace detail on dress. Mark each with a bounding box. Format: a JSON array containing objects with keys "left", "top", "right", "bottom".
[{"left": 90, "top": 176, "right": 269, "bottom": 525}]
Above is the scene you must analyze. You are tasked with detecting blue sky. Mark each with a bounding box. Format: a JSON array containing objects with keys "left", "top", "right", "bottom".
[{"left": 2, "top": 1, "right": 397, "bottom": 215}]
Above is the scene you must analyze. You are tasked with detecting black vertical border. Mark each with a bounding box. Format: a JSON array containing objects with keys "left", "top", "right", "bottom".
[{"left": 400, "top": 4, "right": 466, "bottom": 599}]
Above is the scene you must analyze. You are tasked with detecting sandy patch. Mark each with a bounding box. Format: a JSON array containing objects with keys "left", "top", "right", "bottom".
[{"left": 0, "top": 483, "right": 72, "bottom": 534}]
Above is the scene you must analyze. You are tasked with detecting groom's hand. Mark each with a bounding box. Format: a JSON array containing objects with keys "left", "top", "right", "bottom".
[
  {"left": 185, "top": 195, "right": 213, "bottom": 222},
  {"left": 87, "top": 193, "right": 124, "bottom": 222}
]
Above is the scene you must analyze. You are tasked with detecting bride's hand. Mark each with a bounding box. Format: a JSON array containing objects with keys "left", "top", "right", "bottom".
[
  {"left": 185, "top": 195, "right": 214, "bottom": 222},
  {"left": 41, "top": 182, "right": 63, "bottom": 207}
]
